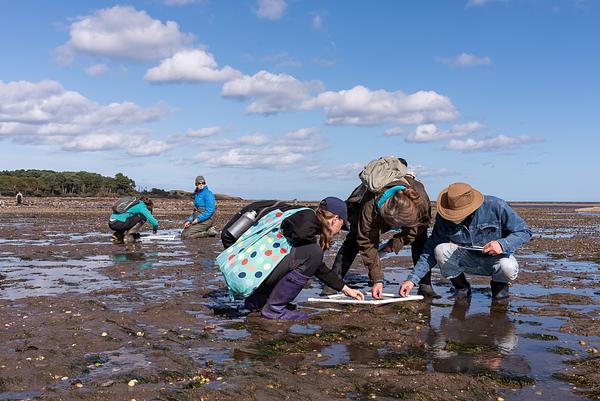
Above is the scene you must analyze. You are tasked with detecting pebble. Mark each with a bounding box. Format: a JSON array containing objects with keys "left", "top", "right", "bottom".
[
  {"left": 75, "top": 383, "right": 83, "bottom": 388},
  {"left": 61, "top": 376, "right": 69, "bottom": 381},
  {"left": 498, "top": 397, "right": 505, "bottom": 401},
  {"left": 101, "top": 332, "right": 108, "bottom": 337},
  {"left": 128, "top": 379, "right": 138, "bottom": 387},
  {"left": 579, "top": 340, "right": 587, "bottom": 346},
  {"left": 136, "top": 331, "right": 145, "bottom": 337}
]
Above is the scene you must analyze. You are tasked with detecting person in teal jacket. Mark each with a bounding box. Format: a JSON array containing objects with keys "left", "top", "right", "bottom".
[
  {"left": 181, "top": 175, "right": 218, "bottom": 239},
  {"left": 109, "top": 197, "right": 158, "bottom": 244}
]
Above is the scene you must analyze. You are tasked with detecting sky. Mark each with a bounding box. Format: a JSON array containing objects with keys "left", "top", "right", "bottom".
[{"left": 0, "top": 0, "right": 598, "bottom": 201}]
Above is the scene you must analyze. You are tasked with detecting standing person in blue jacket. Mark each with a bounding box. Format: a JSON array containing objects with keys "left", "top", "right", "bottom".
[
  {"left": 181, "top": 175, "right": 218, "bottom": 239},
  {"left": 109, "top": 197, "right": 158, "bottom": 244},
  {"left": 399, "top": 182, "right": 532, "bottom": 301}
]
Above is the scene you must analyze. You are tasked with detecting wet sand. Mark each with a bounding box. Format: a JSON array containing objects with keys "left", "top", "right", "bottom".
[{"left": 0, "top": 197, "right": 599, "bottom": 401}]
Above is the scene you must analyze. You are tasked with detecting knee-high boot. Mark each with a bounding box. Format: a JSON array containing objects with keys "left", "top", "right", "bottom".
[{"left": 261, "top": 270, "right": 310, "bottom": 320}]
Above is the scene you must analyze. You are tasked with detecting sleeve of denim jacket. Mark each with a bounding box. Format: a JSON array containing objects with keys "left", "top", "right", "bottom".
[
  {"left": 356, "top": 195, "right": 384, "bottom": 283},
  {"left": 496, "top": 201, "right": 532, "bottom": 253},
  {"left": 196, "top": 190, "right": 216, "bottom": 223},
  {"left": 407, "top": 214, "right": 447, "bottom": 285}
]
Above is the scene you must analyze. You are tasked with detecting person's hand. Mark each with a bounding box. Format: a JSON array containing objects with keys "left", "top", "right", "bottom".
[
  {"left": 152, "top": 230, "right": 157, "bottom": 235},
  {"left": 183, "top": 221, "right": 191, "bottom": 229},
  {"left": 382, "top": 243, "right": 392, "bottom": 253},
  {"left": 399, "top": 281, "right": 415, "bottom": 297},
  {"left": 342, "top": 285, "right": 365, "bottom": 301},
  {"left": 372, "top": 282, "right": 384, "bottom": 299},
  {"left": 191, "top": 219, "right": 198, "bottom": 225},
  {"left": 483, "top": 240, "right": 503, "bottom": 256}
]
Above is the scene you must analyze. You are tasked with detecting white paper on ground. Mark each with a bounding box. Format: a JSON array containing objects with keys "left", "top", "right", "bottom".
[
  {"left": 307, "top": 293, "right": 423, "bottom": 305},
  {"left": 140, "top": 234, "right": 177, "bottom": 241}
]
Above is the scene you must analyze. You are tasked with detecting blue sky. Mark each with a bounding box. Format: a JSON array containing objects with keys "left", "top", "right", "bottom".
[{"left": 0, "top": 0, "right": 598, "bottom": 201}]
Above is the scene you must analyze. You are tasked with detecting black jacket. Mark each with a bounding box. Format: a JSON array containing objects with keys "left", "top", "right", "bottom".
[{"left": 281, "top": 209, "right": 345, "bottom": 291}]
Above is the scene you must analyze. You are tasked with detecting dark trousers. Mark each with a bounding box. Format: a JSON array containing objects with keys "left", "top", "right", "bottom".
[
  {"left": 251, "top": 243, "right": 323, "bottom": 299},
  {"left": 330, "top": 228, "right": 432, "bottom": 285},
  {"left": 109, "top": 214, "right": 146, "bottom": 233}
]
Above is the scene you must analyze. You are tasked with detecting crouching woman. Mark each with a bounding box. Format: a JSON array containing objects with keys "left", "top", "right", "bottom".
[
  {"left": 109, "top": 197, "right": 158, "bottom": 244},
  {"left": 220, "top": 197, "right": 364, "bottom": 320}
]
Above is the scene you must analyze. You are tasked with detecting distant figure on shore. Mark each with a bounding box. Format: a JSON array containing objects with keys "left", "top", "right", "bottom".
[
  {"left": 16, "top": 192, "right": 23, "bottom": 206},
  {"left": 181, "top": 175, "right": 218, "bottom": 239},
  {"left": 109, "top": 196, "right": 158, "bottom": 244},
  {"left": 400, "top": 182, "right": 532, "bottom": 301},
  {"left": 322, "top": 156, "right": 439, "bottom": 300},
  {"left": 218, "top": 197, "right": 363, "bottom": 320}
]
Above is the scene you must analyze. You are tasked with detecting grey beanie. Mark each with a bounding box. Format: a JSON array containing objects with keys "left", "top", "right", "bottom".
[{"left": 195, "top": 175, "right": 206, "bottom": 184}]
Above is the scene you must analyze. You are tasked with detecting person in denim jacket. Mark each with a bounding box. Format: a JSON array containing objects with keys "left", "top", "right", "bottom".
[{"left": 400, "top": 182, "right": 532, "bottom": 300}]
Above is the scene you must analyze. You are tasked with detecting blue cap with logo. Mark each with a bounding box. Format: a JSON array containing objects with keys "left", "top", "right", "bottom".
[{"left": 319, "top": 196, "right": 349, "bottom": 230}]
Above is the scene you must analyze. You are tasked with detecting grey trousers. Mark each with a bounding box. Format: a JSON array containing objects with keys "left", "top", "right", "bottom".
[{"left": 181, "top": 218, "right": 214, "bottom": 239}]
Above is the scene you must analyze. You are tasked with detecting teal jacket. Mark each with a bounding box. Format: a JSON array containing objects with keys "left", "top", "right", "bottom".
[{"left": 110, "top": 202, "right": 158, "bottom": 230}]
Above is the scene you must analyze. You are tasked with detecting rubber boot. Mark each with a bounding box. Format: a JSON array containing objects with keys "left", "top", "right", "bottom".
[
  {"left": 417, "top": 271, "right": 441, "bottom": 299},
  {"left": 111, "top": 232, "right": 124, "bottom": 244},
  {"left": 206, "top": 226, "right": 218, "bottom": 237},
  {"left": 449, "top": 273, "right": 471, "bottom": 299},
  {"left": 491, "top": 281, "right": 510, "bottom": 300},
  {"left": 261, "top": 270, "right": 310, "bottom": 320}
]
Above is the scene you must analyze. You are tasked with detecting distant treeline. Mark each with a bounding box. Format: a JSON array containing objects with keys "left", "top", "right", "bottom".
[{"left": 0, "top": 170, "right": 136, "bottom": 197}]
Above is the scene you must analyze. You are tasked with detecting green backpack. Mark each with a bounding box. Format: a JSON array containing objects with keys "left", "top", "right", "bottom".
[{"left": 112, "top": 196, "right": 139, "bottom": 214}]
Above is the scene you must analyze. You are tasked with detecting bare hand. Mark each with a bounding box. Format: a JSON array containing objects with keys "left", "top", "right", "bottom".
[
  {"left": 399, "top": 281, "right": 414, "bottom": 297},
  {"left": 372, "top": 282, "right": 384, "bottom": 299},
  {"left": 183, "top": 221, "right": 191, "bottom": 229},
  {"left": 342, "top": 285, "right": 365, "bottom": 301},
  {"left": 483, "top": 240, "right": 503, "bottom": 256},
  {"left": 383, "top": 244, "right": 392, "bottom": 253}
]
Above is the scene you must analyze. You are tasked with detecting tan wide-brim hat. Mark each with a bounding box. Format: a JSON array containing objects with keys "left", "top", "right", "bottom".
[{"left": 436, "top": 182, "right": 484, "bottom": 222}]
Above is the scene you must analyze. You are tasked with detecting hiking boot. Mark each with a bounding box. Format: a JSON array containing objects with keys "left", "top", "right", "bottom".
[
  {"left": 111, "top": 232, "right": 124, "bottom": 244},
  {"left": 417, "top": 284, "right": 441, "bottom": 299},
  {"left": 132, "top": 233, "right": 142, "bottom": 240},
  {"left": 123, "top": 234, "right": 137, "bottom": 244},
  {"left": 449, "top": 273, "right": 472, "bottom": 300},
  {"left": 491, "top": 281, "right": 510, "bottom": 300},
  {"left": 206, "top": 226, "right": 218, "bottom": 237}
]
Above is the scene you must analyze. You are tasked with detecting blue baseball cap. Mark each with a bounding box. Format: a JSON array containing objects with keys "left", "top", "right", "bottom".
[{"left": 319, "top": 196, "right": 349, "bottom": 230}]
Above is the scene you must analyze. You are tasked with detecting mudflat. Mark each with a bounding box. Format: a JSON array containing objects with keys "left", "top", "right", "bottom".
[{"left": 0, "top": 197, "right": 599, "bottom": 401}]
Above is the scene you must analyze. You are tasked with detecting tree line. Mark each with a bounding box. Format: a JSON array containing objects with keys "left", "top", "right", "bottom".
[{"left": 0, "top": 170, "right": 136, "bottom": 196}]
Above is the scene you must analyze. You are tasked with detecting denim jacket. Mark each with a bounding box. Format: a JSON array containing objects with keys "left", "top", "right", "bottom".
[{"left": 408, "top": 195, "right": 532, "bottom": 284}]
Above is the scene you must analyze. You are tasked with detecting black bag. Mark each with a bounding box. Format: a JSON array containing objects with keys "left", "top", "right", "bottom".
[{"left": 112, "top": 196, "right": 139, "bottom": 214}]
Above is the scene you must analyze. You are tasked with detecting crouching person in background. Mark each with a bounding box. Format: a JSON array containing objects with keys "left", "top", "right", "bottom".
[
  {"left": 400, "top": 183, "right": 532, "bottom": 301},
  {"left": 219, "top": 197, "right": 364, "bottom": 320},
  {"left": 182, "top": 175, "right": 218, "bottom": 239},
  {"left": 109, "top": 196, "right": 158, "bottom": 244}
]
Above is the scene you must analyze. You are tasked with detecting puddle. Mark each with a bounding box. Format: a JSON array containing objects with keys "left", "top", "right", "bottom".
[{"left": 0, "top": 391, "right": 42, "bottom": 400}]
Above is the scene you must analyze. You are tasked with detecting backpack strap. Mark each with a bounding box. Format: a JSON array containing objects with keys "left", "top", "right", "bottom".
[{"left": 376, "top": 185, "right": 406, "bottom": 210}]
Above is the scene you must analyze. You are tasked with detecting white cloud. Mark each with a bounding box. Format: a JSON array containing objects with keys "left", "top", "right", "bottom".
[
  {"left": 163, "top": 0, "right": 198, "bottom": 6},
  {"left": 436, "top": 53, "right": 492, "bottom": 68},
  {"left": 411, "top": 165, "right": 456, "bottom": 178},
  {"left": 256, "top": 0, "right": 287, "bottom": 20},
  {"left": 305, "top": 162, "right": 363, "bottom": 180},
  {"left": 186, "top": 126, "right": 224, "bottom": 138},
  {"left": 444, "top": 134, "right": 544, "bottom": 152},
  {"left": 0, "top": 80, "right": 168, "bottom": 156},
  {"left": 62, "top": 132, "right": 171, "bottom": 156},
  {"left": 189, "top": 127, "right": 325, "bottom": 169},
  {"left": 305, "top": 85, "right": 458, "bottom": 126},
  {"left": 405, "top": 121, "right": 484, "bottom": 143},
  {"left": 221, "top": 70, "right": 324, "bottom": 114},
  {"left": 145, "top": 49, "right": 242, "bottom": 82},
  {"left": 85, "top": 63, "right": 108, "bottom": 76},
  {"left": 384, "top": 127, "right": 405, "bottom": 137},
  {"left": 56, "top": 5, "right": 194, "bottom": 63},
  {"left": 312, "top": 14, "right": 323, "bottom": 29},
  {"left": 262, "top": 52, "right": 302, "bottom": 68}
]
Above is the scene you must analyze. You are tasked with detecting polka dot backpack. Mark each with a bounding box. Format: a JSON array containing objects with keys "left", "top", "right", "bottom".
[{"left": 216, "top": 207, "right": 310, "bottom": 301}]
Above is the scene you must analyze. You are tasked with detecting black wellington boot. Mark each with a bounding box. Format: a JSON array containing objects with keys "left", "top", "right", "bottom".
[
  {"left": 449, "top": 273, "right": 472, "bottom": 299},
  {"left": 491, "top": 281, "right": 510, "bottom": 300}
]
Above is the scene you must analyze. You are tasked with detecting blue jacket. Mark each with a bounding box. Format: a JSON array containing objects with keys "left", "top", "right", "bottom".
[
  {"left": 110, "top": 202, "right": 158, "bottom": 231},
  {"left": 188, "top": 186, "right": 216, "bottom": 223},
  {"left": 408, "top": 195, "right": 532, "bottom": 284}
]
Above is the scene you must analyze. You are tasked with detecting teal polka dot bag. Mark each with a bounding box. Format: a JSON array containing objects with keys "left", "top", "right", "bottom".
[{"left": 216, "top": 208, "right": 309, "bottom": 301}]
